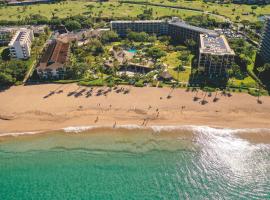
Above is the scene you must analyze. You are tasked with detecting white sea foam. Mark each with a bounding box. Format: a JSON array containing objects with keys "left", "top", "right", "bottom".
[
  {"left": 0, "top": 131, "right": 40, "bottom": 137},
  {"left": 63, "top": 125, "right": 101, "bottom": 133},
  {"left": 62, "top": 124, "right": 270, "bottom": 135},
  {"left": 1, "top": 125, "right": 269, "bottom": 137}
]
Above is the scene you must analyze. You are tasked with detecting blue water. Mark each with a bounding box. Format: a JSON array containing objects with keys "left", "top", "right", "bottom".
[
  {"left": 0, "top": 127, "right": 269, "bottom": 199},
  {"left": 127, "top": 49, "right": 137, "bottom": 53}
]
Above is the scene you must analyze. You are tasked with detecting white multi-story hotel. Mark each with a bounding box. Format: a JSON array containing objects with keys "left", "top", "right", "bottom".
[{"left": 8, "top": 28, "right": 34, "bottom": 59}]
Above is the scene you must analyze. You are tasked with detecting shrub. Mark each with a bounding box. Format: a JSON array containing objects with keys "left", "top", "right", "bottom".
[
  {"left": 135, "top": 81, "right": 144, "bottom": 87},
  {"left": 79, "top": 79, "right": 104, "bottom": 86}
]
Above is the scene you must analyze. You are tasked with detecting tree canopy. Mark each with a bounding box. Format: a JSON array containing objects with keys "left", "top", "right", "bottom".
[{"left": 0, "top": 60, "right": 28, "bottom": 85}]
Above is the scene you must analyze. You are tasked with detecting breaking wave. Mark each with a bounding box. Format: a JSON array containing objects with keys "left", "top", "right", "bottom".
[{"left": 1, "top": 125, "right": 270, "bottom": 137}]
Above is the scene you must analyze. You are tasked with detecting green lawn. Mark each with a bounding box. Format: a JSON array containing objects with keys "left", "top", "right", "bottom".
[
  {"left": 229, "top": 76, "right": 257, "bottom": 88},
  {"left": 145, "top": 0, "right": 270, "bottom": 22},
  {"left": 0, "top": 0, "right": 268, "bottom": 22},
  {"left": 162, "top": 51, "right": 192, "bottom": 82},
  {"left": 0, "top": 1, "right": 204, "bottom": 21}
]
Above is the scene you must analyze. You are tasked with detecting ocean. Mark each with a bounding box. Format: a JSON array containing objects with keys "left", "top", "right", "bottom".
[{"left": 0, "top": 126, "right": 269, "bottom": 199}]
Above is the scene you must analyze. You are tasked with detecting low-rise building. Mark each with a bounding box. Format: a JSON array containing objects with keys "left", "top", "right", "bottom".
[
  {"left": 36, "top": 39, "right": 69, "bottom": 79},
  {"left": 8, "top": 28, "right": 34, "bottom": 59},
  {"left": 198, "top": 34, "right": 235, "bottom": 76}
]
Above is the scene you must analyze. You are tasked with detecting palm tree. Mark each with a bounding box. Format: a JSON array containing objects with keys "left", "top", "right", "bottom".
[
  {"left": 213, "top": 88, "right": 219, "bottom": 102},
  {"left": 193, "top": 87, "right": 200, "bottom": 101},
  {"left": 112, "top": 59, "right": 120, "bottom": 77},
  {"left": 177, "top": 62, "right": 182, "bottom": 84},
  {"left": 257, "top": 66, "right": 265, "bottom": 103},
  {"left": 191, "top": 68, "right": 197, "bottom": 84},
  {"left": 226, "top": 68, "right": 234, "bottom": 88},
  {"left": 98, "top": 65, "right": 105, "bottom": 84},
  {"left": 201, "top": 88, "right": 208, "bottom": 105}
]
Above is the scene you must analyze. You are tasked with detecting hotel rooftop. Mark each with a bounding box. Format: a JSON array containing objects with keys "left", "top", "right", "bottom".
[
  {"left": 38, "top": 39, "right": 69, "bottom": 70},
  {"left": 9, "top": 28, "right": 32, "bottom": 45},
  {"left": 168, "top": 18, "right": 216, "bottom": 35},
  {"left": 200, "top": 34, "right": 235, "bottom": 55}
]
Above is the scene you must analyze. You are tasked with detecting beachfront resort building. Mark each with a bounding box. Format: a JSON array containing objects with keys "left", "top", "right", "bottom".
[
  {"left": 258, "top": 16, "right": 270, "bottom": 64},
  {"left": 198, "top": 34, "right": 235, "bottom": 76},
  {"left": 36, "top": 39, "right": 70, "bottom": 79},
  {"left": 111, "top": 17, "right": 215, "bottom": 46},
  {"left": 111, "top": 17, "right": 235, "bottom": 77},
  {"left": 8, "top": 28, "right": 34, "bottom": 59},
  {"left": 110, "top": 20, "right": 168, "bottom": 37},
  {"left": 167, "top": 17, "right": 216, "bottom": 45}
]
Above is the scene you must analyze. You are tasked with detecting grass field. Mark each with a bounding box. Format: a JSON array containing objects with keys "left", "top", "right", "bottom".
[
  {"left": 146, "top": 0, "right": 270, "bottom": 22},
  {"left": 0, "top": 0, "right": 268, "bottom": 22},
  {"left": 0, "top": 1, "right": 205, "bottom": 21}
]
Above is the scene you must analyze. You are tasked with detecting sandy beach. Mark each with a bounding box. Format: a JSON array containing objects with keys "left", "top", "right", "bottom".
[{"left": 0, "top": 83, "right": 269, "bottom": 134}]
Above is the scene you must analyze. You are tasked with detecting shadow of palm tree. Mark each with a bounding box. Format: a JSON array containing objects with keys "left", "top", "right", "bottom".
[
  {"left": 193, "top": 96, "right": 200, "bottom": 101},
  {"left": 74, "top": 89, "right": 86, "bottom": 98},
  {"left": 200, "top": 100, "right": 208, "bottom": 105},
  {"left": 67, "top": 86, "right": 81, "bottom": 97}
]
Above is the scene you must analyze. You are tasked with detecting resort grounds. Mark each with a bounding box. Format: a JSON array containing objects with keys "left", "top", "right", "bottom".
[{"left": 0, "top": 83, "right": 270, "bottom": 136}]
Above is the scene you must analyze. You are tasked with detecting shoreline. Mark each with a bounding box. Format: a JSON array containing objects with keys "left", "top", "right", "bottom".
[
  {"left": 1, "top": 124, "right": 270, "bottom": 145},
  {"left": 0, "top": 83, "right": 270, "bottom": 141}
]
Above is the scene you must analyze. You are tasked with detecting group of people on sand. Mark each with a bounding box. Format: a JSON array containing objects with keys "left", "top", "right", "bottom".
[{"left": 91, "top": 94, "right": 189, "bottom": 128}]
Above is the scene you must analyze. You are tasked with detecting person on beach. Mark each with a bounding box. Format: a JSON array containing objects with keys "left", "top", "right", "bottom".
[
  {"left": 95, "top": 116, "right": 99, "bottom": 123},
  {"left": 144, "top": 119, "right": 149, "bottom": 126},
  {"left": 113, "top": 121, "right": 116, "bottom": 128},
  {"left": 142, "top": 119, "right": 146, "bottom": 126},
  {"left": 181, "top": 106, "right": 186, "bottom": 113}
]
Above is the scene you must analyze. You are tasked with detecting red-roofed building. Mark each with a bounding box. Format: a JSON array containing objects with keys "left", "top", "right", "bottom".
[{"left": 37, "top": 39, "right": 70, "bottom": 79}]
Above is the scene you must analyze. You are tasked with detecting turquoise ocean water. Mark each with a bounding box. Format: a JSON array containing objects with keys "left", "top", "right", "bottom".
[{"left": 0, "top": 126, "right": 269, "bottom": 199}]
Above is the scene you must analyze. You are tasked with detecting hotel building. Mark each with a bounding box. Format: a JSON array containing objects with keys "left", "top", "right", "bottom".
[
  {"left": 37, "top": 39, "right": 69, "bottom": 79},
  {"left": 8, "top": 28, "right": 34, "bottom": 59},
  {"left": 111, "top": 17, "right": 235, "bottom": 77},
  {"left": 167, "top": 17, "right": 216, "bottom": 45},
  {"left": 110, "top": 20, "right": 168, "bottom": 37},
  {"left": 111, "top": 17, "right": 215, "bottom": 45},
  {"left": 258, "top": 16, "right": 270, "bottom": 64},
  {"left": 198, "top": 34, "right": 235, "bottom": 76}
]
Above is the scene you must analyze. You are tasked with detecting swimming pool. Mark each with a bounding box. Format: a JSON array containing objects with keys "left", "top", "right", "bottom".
[{"left": 127, "top": 49, "right": 137, "bottom": 53}]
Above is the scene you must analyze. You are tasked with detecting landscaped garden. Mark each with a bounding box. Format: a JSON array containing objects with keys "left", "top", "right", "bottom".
[{"left": 49, "top": 30, "right": 195, "bottom": 88}]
